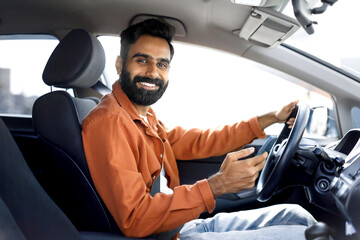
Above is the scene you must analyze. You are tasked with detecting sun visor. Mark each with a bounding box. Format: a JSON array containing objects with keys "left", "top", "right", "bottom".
[{"left": 239, "top": 7, "right": 299, "bottom": 48}]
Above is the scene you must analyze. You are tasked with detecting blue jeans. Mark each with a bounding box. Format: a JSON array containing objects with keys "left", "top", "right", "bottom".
[{"left": 178, "top": 204, "right": 316, "bottom": 240}]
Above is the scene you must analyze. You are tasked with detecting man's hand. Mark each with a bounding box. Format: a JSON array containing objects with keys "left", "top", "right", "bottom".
[
  {"left": 208, "top": 148, "right": 267, "bottom": 199},
  {"left": 258, "top": 100, "right": 299, "bottom": 130},
  {"left": 275, "top": 100, "right": 299, "bottom": 127}
]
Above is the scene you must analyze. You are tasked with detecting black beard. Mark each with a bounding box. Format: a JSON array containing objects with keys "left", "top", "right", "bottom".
[{"left": 119, "top": 68, "right": 169, "bottom": 106}]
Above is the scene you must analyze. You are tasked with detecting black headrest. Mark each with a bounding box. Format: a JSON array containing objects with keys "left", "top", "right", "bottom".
[{"left": 43, "top": 29, "right": 105, "bottom": 88}]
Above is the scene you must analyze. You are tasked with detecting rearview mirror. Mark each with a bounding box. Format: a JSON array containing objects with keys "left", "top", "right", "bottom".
[
  {"left": 291, "top": 0, "right": 338, "bottom": 34},
  {"left": 292, "top": 0, "right": 315, "bottom": 34}
]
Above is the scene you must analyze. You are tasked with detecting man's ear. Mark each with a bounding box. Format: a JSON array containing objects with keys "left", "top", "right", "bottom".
[{"left": 115, "top": 56, "right": 123, "bottom": 75}]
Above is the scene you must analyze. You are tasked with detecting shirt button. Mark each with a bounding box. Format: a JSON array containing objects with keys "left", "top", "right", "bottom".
[{"left": 160, "top": 154, "right": 163, "bottom": 158}]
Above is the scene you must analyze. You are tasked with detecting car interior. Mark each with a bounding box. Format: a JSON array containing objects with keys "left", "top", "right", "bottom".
[{"left": 1, "top": 0, "right": 360, "bottom": 239}]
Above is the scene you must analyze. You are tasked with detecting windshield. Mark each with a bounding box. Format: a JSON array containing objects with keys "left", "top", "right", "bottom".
[{"left": 283, "top": 0, "right": 360, "bottom": 80}]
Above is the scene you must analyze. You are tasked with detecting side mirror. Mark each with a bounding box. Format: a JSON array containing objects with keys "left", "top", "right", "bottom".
[
  {"left": 307, "top": 106, "right": 328, "bottom": 136},
  {"left": 306, "top": 106, "right": 338, "bottom": 137}
]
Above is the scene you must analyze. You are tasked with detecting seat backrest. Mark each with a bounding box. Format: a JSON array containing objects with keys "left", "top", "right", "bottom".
[
  {"left": 0, "top": 117, "right": 82, "bottom": 240},
  {"left": 32, "top": 29, "right": 119, "bottom": 233}
]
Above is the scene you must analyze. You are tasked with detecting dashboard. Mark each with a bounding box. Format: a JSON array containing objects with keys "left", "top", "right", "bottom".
[{"left": 330, "top": 129, "right": 360, "bottom": 232}]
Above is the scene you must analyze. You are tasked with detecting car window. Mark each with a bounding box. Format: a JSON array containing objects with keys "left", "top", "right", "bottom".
[
  {"left": 0, "top": 35, "right": 60, "bottom": 116},
  {"left": 283, "top": 0, "right": 360, "bottom": 81},
  {"left": 98, "top": 36, "right": 338, "bottom": 138}
]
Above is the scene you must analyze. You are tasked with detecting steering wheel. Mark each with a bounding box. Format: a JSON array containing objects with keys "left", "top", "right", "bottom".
[{"left": 256, "top": 102, "right": 310, "bottom": 202}]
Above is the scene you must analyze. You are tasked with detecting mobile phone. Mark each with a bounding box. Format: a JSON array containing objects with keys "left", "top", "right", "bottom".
[{"left": 256, "top": 136, "right": 277, "bottom": 156}]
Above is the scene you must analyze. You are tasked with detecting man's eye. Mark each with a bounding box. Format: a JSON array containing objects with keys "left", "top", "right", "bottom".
[
  {"left": 157, "top": 62, "right": 169, "bottom": 69},
  {"left": 136, "top": 58, "right": 147, "bottom": 64}
]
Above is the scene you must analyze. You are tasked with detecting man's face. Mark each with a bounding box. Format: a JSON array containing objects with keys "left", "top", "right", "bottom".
[{"left": 118, "top": 35, "right": 171, "bottom": 106}]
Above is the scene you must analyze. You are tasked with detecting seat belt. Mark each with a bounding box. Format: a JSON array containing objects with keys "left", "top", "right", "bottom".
[
  {"left": 150, "top": 176, "right": 183, "bottom": 240},
  {"left": 150, "top": 175, "right": 161, "bottom": 197}
]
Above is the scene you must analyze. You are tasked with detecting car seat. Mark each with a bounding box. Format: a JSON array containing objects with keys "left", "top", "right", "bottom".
[
  {"left": 32, "top": 29, "right": 119, "bottom": 233},
  {"left": 0, "top": 117, "right": 83, "bottom": 240},
  {"left": 0, "top": 116, "right": 154, "bottom": 239}
]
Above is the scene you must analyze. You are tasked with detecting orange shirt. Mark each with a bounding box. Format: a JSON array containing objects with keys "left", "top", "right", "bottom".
[{"left": 81, "top": 82, "right": 266, "bottom": 237}]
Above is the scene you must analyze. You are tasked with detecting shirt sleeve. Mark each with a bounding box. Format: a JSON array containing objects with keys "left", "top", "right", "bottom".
[
  {"left": 82, "top": 113, "right": 215, "bottom": 237},
  {"left": 166, "top": 116, "right": 266, "bottom": 160}
]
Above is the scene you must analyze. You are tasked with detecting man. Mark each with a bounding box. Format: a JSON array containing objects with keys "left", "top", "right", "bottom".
[{"left": 82, "top": 19, "right": 316, "bottom": 239}]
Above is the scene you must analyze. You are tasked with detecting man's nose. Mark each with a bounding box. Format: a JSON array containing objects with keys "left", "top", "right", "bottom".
[{"left": 145, "top": 63, "right": 158, "bottom": 79}]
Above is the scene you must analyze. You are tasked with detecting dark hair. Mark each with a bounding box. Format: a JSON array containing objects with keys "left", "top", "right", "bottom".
[{"left": 120, "top": 18, "right": 175, "bottom": 61}]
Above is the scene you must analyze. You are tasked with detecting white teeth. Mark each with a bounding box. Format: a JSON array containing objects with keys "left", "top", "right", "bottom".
[{"left": 140, "top": 82, "right": 156, "bottom": 87}]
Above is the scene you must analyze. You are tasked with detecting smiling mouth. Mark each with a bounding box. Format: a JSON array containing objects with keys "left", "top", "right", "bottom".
[
  {"left": 140, "top": 82, "right": 156, "bottom": 87},
  {"left": 138, "top": 81, "right": 159, "bottom": 90}
]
